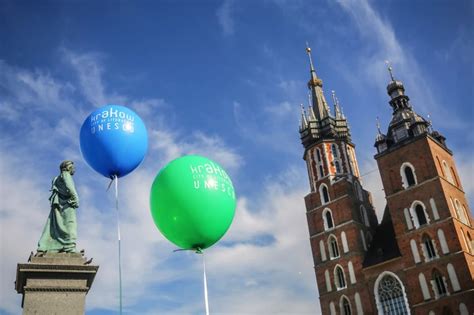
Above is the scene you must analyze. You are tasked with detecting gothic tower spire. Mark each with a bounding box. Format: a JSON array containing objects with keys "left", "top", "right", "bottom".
[
  {"left": 306, "top": 44, "right": 330, "bottom": 121},
  {"left": 300, "top": 46, "right": 351, "bottom": 149}
]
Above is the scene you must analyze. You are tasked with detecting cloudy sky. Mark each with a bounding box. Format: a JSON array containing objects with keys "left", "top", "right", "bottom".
[{"left": 0, "top": 0, "right": 472, "bottom": 314}]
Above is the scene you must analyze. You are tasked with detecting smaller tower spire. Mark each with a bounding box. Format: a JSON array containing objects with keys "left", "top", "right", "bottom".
[
  {"left": 307, "top": 91, "right": 316, "bottom": 121},
  {"left": 331, "top": 90, "right": 343, "bottom": 119},
  {"left": 376, "top": 116, "right": 382, "bottom": 135},
  {"left": 427, "top": 114, "right": 433, "bottom": 133},
  {"left": 300, "top": 104, "right": 308, "bottom": 129}
]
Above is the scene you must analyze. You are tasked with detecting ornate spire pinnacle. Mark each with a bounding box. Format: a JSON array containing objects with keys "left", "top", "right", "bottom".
[
  {"left": 300, "top": 104, "right": 308, "bottom": 129},
  {"left": 385, "top": 60, "right": 395, "bottom": 81},
  {"left": 306, "top": 42, "right": 316, "bottom": 77},
  {"left": 376, "top": 116, "right": 382, "bottom": 134},
  {"left": 305, "top": 43, "right": 329, "bottom": 121},
  {"left": 427, "top": 114, "right": 433, "bottom": 133},
  {"left": 307, "top": 91, "right": 316, "bottom": 121},
  {"left": 331, "top": 90, "right": 343, "bottom": 119}
]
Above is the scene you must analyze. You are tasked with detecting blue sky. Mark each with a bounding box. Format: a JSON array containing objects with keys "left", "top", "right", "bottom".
[{"left": 0, "top": 0, "right": 472, "bottom": 314}]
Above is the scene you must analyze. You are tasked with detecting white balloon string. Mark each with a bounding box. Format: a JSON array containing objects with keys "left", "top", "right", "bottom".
[
  {"left": 114, "top": 175, "right": 123, "bottom": 315},
  {"left": 203, "top": 252, "right": 210, "bottom": 315}
]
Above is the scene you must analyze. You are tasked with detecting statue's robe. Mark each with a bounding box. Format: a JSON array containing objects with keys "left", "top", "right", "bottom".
[{"left": 37, "top": 171, "right": 79, "bottom": 253}]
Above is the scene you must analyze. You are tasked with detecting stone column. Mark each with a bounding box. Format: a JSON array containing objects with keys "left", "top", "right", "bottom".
[{"left": 15, "top": 252, "right": 99, "bottom": 315}]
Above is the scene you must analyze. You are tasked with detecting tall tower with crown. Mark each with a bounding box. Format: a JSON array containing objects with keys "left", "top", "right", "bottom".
[{"left": 299, "top": 46, "right": 378, "bottom": 315}]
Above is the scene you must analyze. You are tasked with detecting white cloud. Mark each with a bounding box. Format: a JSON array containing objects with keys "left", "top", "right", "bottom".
[{"left": 216, "top": 0, "right": 236, "bottom": 36}]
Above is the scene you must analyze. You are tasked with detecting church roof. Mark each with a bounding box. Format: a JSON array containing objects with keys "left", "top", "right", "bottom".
[{"left": 362, "top": 206, "right": 401, "bottom": 268}]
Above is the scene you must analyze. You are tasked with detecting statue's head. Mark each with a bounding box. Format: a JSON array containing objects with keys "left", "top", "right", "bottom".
[{"left": 60, "top": 160, "right": 75, "bottom": 175}]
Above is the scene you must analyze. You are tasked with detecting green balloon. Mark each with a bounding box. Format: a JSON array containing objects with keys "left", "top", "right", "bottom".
[{"left": 150, "top": 155, "right": 236, "bottom": 250}]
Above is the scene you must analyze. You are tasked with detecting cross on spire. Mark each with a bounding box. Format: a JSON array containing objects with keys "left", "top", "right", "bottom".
[{"left": 385, "top": 60, "right": 395, "bottom": 81}]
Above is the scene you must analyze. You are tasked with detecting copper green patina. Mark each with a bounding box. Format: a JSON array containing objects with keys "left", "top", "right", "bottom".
[{"left": 37, "top": 160, "right": 79, "bottom": 253}]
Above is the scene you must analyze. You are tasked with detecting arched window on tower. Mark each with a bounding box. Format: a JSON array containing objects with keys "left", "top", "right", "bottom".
[
  {"left": 450, "top": 167, "right": 459, "bottom": 187},
  {"left": 422, "top": 234, "right": 438, "bottom": 261},
  {"left": 442, "top": 160, "right": 454, "bottom": 184},
  {"left": 354, "top": 181, "right": 363, "bottom": 201},
  {"left": 335, "top": 160, "right": 342, "bottom": 174},
  {"left": 340, "top": 296, "right": 352, "bottom": 315},
  {"left": 323, "top": 208, "right": 334, "bottom": 230},
  {"left": 334, "top": 265, "right": 346, "bottom": 289},
  {"left": 320, "top": 184, "right": 330, "bottom": 205},
  {"left": 436, "top": 156, "right": 445, "bottom": 177},
  {"left": 412, "top": 202, "right": 429, "bottom": 227},
  {"left": 328, "top": 235, "right": 340, "bottom": 259},
  {"left": 375, "top": 272, "right": 410, "bottom": 314},
  {"left": 360, "top": 205, "right": 369, "bottom": 226},
  {"left": 331, "top": 144, "right": 339, "bottom": 158},
  {"left": 454, "top": 199, "right": 468, "bottom": 225},
  {"left": 400, "top": 162, "right": 417, "bottom": 188},
  {"left": 432, "top": 269, "right": 447, "bottom": 298},
  {"left": 316, "top": 148, "right": 322, "bottom": 162},
  {"left": 467, "top": 232, "right": 474, "bottom": 254},
  {"left": 315, "top": 148, "right": 325, "bottom": 179}
]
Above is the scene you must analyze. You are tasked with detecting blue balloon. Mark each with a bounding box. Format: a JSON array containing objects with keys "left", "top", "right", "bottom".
[{"left": 80, "top": 105, "right": 148, "bottom": 178}]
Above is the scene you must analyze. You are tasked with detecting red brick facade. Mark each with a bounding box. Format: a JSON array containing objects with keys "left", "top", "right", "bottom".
[{"left": 299, "top": 51, "right": 474, "bottom": 314}]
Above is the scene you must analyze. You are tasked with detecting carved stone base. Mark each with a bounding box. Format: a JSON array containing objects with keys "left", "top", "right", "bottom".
[{"left": 15, "top": 252, "right": 99, "bottom": 315}]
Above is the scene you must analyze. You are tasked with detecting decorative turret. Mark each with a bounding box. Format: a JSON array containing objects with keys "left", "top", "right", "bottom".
[
  {"left": 374, "top": 63, "right": 446, "bottom": 154},
  {"left": 299, "top": 46, "right": 351, "bottom": 150}
]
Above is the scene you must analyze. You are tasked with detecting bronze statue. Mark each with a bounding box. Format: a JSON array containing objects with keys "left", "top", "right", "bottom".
[{"left": 37, "top": 161, "right": 79, "bottom": 253}]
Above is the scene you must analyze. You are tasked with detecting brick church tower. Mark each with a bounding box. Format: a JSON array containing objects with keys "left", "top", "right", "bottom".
[
  {"left": 299, "top": 49, "right": 474, "bottom": 314},
  {"left": 299, "top": 47, "right": 379, "bottom": 315}
]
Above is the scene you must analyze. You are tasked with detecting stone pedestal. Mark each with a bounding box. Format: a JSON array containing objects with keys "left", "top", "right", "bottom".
[{"left": 15, "top": 252, "right": 99, "bottom": 315}]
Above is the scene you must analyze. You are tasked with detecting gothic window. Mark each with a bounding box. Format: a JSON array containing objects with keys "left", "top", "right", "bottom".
[
  {"left": 325, "top": 270, "right": 332, "bottom": 292},
  {"left": 340, "top": 296, "right": 352, "bottom": 315},
  {"left": 467, "top": 232, "right": 474, "bottom": 254},
  {"left": 437, "top": 229, "right": 450, "bottom": 254},
  {"left": 375, "top": 273, "right": 409, "bottom": 314},
  {"left": 454, "top": 199, "right": 468, "bottom": 224},
  {"left": 432, "top": 270, "right": 447, "bottom": 297},
  {"left": 316, "top": 148, "right": 322, "bottom": 162},
  {"left": 335, "top": 160, "right": 342, "bottom": 174},
  {"left": 462, "top": 205, "right": 471, "bottom": 226},
  {"left": 410, "top": 239, "right": 421, "bottom": 263},
  {"left": 329, "top": 302, "right": 336, "bottom": 315},
  {"left": 334, "top": 265, "right": 346, "bottom": 289},
  {"left": 459, "top": 303, "right": 469, "bottom": 315},
  {"left": 319, "top": 240, "right": 327, "bottom": 261},
  {"left": 354, "top": 181, "right": 363, "bottom": 201},
  {"left": 323, "top": 208, "right": 334, "bottom": 230},
  {"left": 415, "top": 204, "right": 428, "bottom": 226},
  {"left": 400, "top": 162, "right": 417, "bottom": 188},
  {"left": 314, "top": 148, "right": 324, "bottom": 179},
  {"left": 331, "top": 144, "right": 339, "bottom": 158},
  {"left": 447, "top": 263, "right": 461, "bottom": 292},
  {"left": 328, "top": 235, "right": 340, "bottom": 259},
  {"left": 436, "top": 156, "right": 445, "bottom": 177},
  {"left": 354, "top": 293, "right": 363, "bottom": 315},
  {"left": 360, "top": 205, "right": 369, "bottom": 226},
  {"left": 404, "top": 166, "right": 416, "bottom": 186},
  {"left": 418, "top": 273, "right": 431, "bottom": 300},
  {"left": 422, "top": 235, "right": 437, "bottom": 260},
  {"left": 320, "top": 184, "right": 330, "bottom": 204},
  {"left": 450, "top": 167, "right": 459, "bottom": 187},
  {"left": 360, "top": 230, "right": 367, "bottom": 251},
  {"left": 366, "top": 232, "right": 373, "bottom": 246},
  {"left": 442, "top": 160, "right": 454, "bottom": 184}
]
